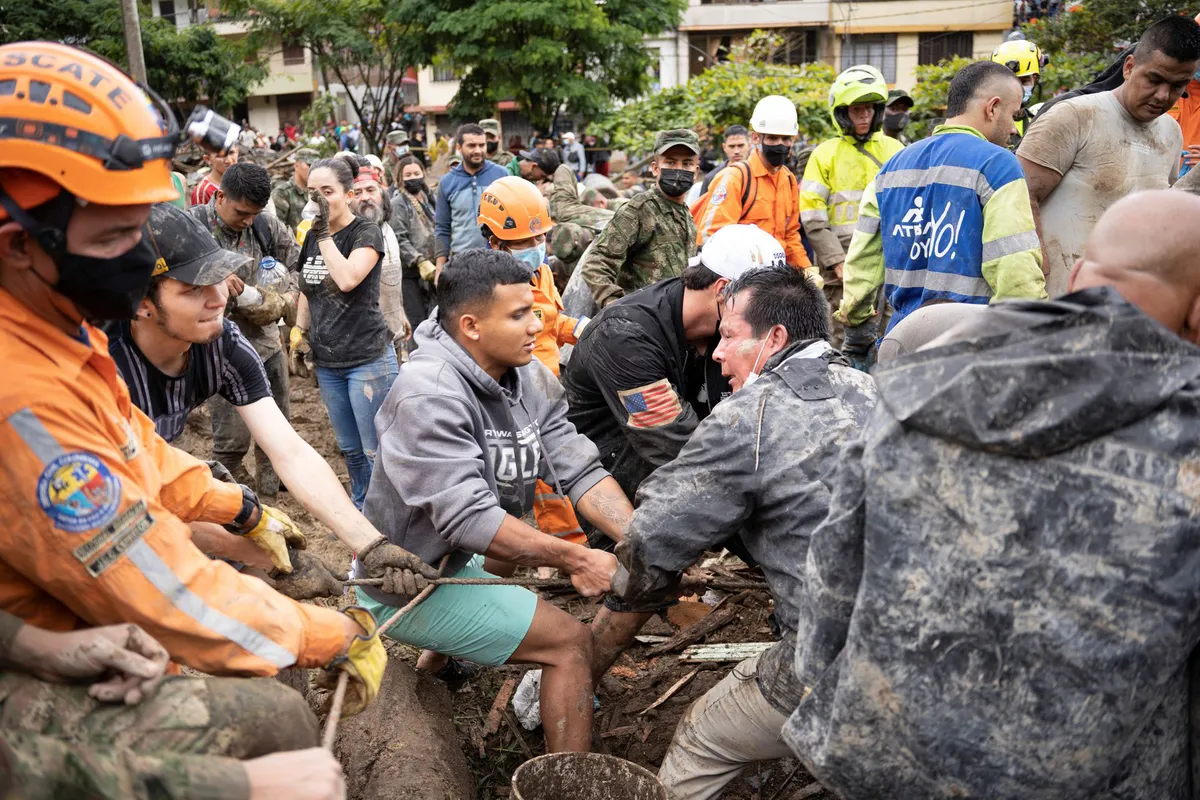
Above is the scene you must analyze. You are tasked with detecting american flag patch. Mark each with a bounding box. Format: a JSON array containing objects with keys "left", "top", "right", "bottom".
[{"left": 618, "top": 379, "right": 683, "bottom": 429}]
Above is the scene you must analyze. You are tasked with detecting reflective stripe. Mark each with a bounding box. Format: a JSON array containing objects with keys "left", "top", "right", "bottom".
[
  {"left": 856, "top": 215, "right": 881, "bottom": 234},
  {"left": 885, "top": 268, "right": 991, "bottom": 298},
  {"left": 800, "top": 209, "right": 829, "bottom": 224},
  {"left": 875, "top": 165, "right": 990, "bottom": 205},
  {"left": 125, "top": 540, "right": 296, "bottom": 669},
  {"left": 830, "top": 190, "right": 864, "bottom": 205},
  {"left": 535, "top": 494, "right": 565, "bottom": 502},
  {"left": 981, "top": 230, "right": 1041, "bottom": 263},
  {"left": 800, "top": 180, "right": 830, "bottom": 200},
  {"left": 834, "top": 223, "right": 858, "bottom": 237},
  {"left": 10, "top": 406, "right": 298, "bottom": 671},
  {"left": 8, "top": 408, "right": 63, "bottom": 463}
]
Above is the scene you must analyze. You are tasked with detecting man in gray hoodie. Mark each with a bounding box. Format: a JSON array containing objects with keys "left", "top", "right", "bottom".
[
  {"left": 351, "top": 249, "right": 635, "bottom": 753},
  {"left": 786, "top": 189, "right": 1200, "bottom": 799}
]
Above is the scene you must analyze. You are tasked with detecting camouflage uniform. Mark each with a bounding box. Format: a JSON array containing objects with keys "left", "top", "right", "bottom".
[
  {"left": 382, "top": 130, "right": 410, "bottom": 185},
  {"left": 579, "top": 130, "right": 699, "bottom": 308},
  {"left": 479, "top": 119, "right": 515, "bottom": 168},
  {"left": 0, "top": 673, "right": 319, "bottom": 799},
  {"left": 787, "top": 287, "right": 1200, "bottom": 800},
  {"left": 549, "top": 163, "right": 615, "bottom": 232},
  {"left": 271, "top": 178, "right": 308, "bottom": 236}
]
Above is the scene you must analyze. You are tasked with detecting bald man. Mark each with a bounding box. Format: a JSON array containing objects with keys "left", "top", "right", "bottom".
[{"left": 785, "top": 189, "right": 1200, "bottom": 800}]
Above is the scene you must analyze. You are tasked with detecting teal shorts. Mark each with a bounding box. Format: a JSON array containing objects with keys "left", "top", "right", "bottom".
[{"left": 355, "top": 555, "right": 539, "bottom": 667}]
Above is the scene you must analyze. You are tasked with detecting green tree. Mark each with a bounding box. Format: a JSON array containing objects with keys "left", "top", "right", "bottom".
[
  {"left": 392, "top": 0, "right": 687, "bottom": 133},
  {"left": 224, "top": 0, "right": 422, "bottom": 153},
  {"left": 593, "top": 46, "right": 836, "bottom": 155},
  {"left": 0, "top": 0, "right": 265, "bottom": 116},
  {"left": 1024, "top": 0, "right": 1199, "bottom": 59}
]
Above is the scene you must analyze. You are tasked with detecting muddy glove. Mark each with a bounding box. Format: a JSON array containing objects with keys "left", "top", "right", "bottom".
[
  {"left": 803, "top": 265, "right": 825, "bottom": 291},
  {"left": 842, "top": 320, "right": 878, "bottom": 374},
  {"left": 320, "top": 607, "right": 386, "bottom": 717},
  {"left": 417, "top": 259, "right": 437, "bottom": 282},
  {"left": 233, "top": 504, "right": 307, "bottom": 574},
  {"left": 289, "top": 326, "right": 311, "bottom": 378},
  {"left": 271, "top": 550, "right": 344, "bottom": 600},
  {"left": 236, "top": 287, "right": 288, "bottom": 327},
  {"left": 308, "top": 189, "right": 331, "bottom": 243},
  {"left": 358, "top": 536, "right": 439, "bottom": 596}
]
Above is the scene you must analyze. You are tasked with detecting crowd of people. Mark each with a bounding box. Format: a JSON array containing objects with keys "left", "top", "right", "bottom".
[{"left": 4, "top": 11, "right": 1200, "bottom": 800}]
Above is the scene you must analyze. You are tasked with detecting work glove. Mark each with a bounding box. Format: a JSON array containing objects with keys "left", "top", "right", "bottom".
[
  {"left": 417, "top": 259, "right": 438, "bottom": 283},
  {"left": 307, "top": 189, "right": 331, "bottom": 243},
  {"left": 288, "top": 326, "right": 311, "bottom": 378},
  {"left": 358, "top": 536, "right": 439, "bottom": 597},
  {"left": 842, "top": 321, "right": 878, "bottom": 374},
  {"left": 803, "top": 265, "right": 825, "bottom": 291},
  {"left": 271, "top": 549, "right": 344, "bottom": 600},
  {"left": 320, "top": 606, "right": 386, "bottom": 717},
  {"left": 240, "top": 504, "right": 307, "bottom": 573}
]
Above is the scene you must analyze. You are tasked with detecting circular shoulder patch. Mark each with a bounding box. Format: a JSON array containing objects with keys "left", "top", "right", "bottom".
[
  {"left": 711, "top": 184, "right": 728, "bottom": 206},
  {"left": 36, "top": 452, "right": 122, "bottom": 533}
]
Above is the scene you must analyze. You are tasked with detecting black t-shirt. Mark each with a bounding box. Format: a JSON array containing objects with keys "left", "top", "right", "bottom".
[
  {"left": 297, "top": 216, "right": 389, "bottom": 368},
  {"left": 106, "top": 318, "right": 272, "bottom": 443}
]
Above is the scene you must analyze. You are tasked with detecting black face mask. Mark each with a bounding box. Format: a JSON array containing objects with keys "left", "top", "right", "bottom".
[
  {"left": 658, "top": 168, "right": 695, "bottom": 198},
  {"left": 761, "top": 143, "right": 789, "bottom": 168},
  {"left": 403, "top": 178, "right": 426, "bottom": 195},
  {"left": 486, "top": 140, "right": 499, "bottom": 154},
  {"left": 49, "top": 236, "right": 159, "bottom": 322},
  {"left": 883, "top": 112, "right": 910, "bottom": 134}
]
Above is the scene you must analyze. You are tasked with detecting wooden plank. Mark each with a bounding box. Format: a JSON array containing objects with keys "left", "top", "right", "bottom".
[
  {"left": 646, "top": 591, "right": 750, "bottom": 657},
  {"left": 680, "top": 642, "right": 774, "bottom": 662},
  {"left": 600, "top": 724, "right": 640, "bottom": 739},
  {"left": 484, "top": 678, "right": 517, "bottom": 738},
  {"left": 638, "top": 668, "right": 699, "bottom": 716}
]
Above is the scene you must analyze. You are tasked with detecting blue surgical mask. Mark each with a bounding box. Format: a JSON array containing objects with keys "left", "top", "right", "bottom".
[
  {"left": 1022, "top": 85, "right": 1033, "bottom": 104},
  {"left": 509, "top": 243, "right": 546, "bottom": 271}
]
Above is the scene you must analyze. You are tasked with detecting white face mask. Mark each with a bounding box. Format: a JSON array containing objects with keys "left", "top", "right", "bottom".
[{"left": 740, "top": 334, "right": 773, "bottom": 389}]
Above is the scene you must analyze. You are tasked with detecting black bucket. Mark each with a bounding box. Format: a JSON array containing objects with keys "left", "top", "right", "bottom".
[{"left": 511, "top": 752, "right": 669, "bottom": 800}]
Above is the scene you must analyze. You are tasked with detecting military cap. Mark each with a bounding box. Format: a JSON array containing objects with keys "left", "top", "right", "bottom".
[
  {"left": 479, "top": 118, "right": 502, "bottom": 136},
  {"left": 653, "top": 129, "right": 701, "bottom": 156},
  {"left": 290, "top": 147, "right": 319, "bottom": 163},
  {"left": 386, "top": 130, "right": 409, "bottom": 145}
]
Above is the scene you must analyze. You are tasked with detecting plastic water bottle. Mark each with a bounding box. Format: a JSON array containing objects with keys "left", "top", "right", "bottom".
[{"left": 257, "top": 256, "right": 286, "bottom": 292}]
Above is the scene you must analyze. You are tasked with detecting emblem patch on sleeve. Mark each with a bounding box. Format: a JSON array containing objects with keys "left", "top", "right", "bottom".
[
  {"left": 618, "top": 379, "right": 683, "bottom": 429},
  {"left": 711, "top": 183, "right": 727, "bottom": 206},
  {"left": 36, "top": 452, "right": 122, "bottom": 533}
]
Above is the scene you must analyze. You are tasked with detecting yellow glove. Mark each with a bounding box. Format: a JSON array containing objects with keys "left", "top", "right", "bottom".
[
  {"left": 803, "top": 265, "right": 825, "bottom": 291},
  {"left": 243, "top": 505, "right": 307, "bottom": 573},
  {"left": 330, "top": 606, "right": 387, "bottom": 717},
  {"left": 289, "top": 325, "right": 308, "bottom": 352},
  {"left": 417, "top": 259, "right": 437, "bottom": 282}
]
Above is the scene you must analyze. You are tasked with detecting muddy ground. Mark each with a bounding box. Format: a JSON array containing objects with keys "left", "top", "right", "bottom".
[{"left": 178, "top": 374, "right": 831, "bottom": 800}]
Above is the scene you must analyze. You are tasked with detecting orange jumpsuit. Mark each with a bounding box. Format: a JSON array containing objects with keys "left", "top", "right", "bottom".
[
  {"left": 693, "top": 147, "right": 812, "bottom": 268},
  {"left": 0, "top": 288, "right": 348, "bottom": 676},
  {"left": 530, "top": 262, "right": 587, "bottom": 544}
]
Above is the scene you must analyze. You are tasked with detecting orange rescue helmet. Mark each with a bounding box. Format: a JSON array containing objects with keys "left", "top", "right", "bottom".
[
  {"left": 0, "top": 41, "right": 179, "bottom": 218},
  {"left": 478, "top": 176, "right": 555, "bottom": 241}
]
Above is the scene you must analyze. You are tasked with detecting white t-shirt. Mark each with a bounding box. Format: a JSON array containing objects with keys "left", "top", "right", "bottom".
[
  {"left": 1017, "top": 91, "right": 1182, "bottom": 296},
  {"left": 378, "top": 223, "right": 407, "bottom": 342}
]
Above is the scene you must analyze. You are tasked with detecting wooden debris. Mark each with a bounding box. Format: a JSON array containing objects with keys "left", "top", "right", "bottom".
[
  {"left": 600, "top": 724, "right": 640, "bottom": 739},
  {"left": 503, "top": 710, "right": 535, "bottom": 760},
  {"left": 638, "top": 668, "right": 699, "bottom": 716},
  {"left": 484, "top": 678, "right": 517, "bottom": 737},
  {"left": 792, "top": 781, "right": 826, "bottom": 799},
  {"left": 680, "top": 641, "right": 774, "bottom": 662},
  {"left": 634, "top": 634, "right": 672, "bottom": 645},
  {"left": 646, "top": 591, "right": 750, "bottom": 657},
  {"left": 668, "top": 598, "right": 713, "bottom": 628}
]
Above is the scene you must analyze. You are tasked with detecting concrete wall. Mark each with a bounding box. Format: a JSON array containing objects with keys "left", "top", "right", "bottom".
[{"left": 681, "top": 0, "right": 826, "bottom": 31}]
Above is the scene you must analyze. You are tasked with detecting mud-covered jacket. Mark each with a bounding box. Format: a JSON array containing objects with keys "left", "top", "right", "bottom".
[
  {"left": 785, "top": 287, "right": 1200, "bottom": 800},
  {"left": 616, "top": 339, "right": 877, "bottom": 712},
  {"left": 561, "top": 278, "right": 729, "bottom": 499}
]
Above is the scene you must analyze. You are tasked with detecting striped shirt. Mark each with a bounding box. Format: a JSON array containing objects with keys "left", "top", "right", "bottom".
[{"left": 105, "top": 319, "right": 271, "bottom": 443}]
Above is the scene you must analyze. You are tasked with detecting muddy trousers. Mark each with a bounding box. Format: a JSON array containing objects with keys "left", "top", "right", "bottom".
[
  {"left": 211, "top": 350, "right": 290, "bottom": 494},
  {"left": 0, "top": 672, "right": 318, "bottom": 800},
  {"left": 657, "top": 654, "right": 792, "bottom": 800}
]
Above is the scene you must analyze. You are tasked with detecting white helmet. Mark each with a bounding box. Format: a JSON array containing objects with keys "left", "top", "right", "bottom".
[
  {"left": 750, "top": 95, "right": 799, "bottom": 137},
  {"left": 690, "top": 224, "right": 788, "bottom": 280}
]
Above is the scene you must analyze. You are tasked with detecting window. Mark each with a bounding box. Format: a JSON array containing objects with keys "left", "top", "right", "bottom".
[
  {"left": 282, "top": 42, "right": 305, "bottom": 66},
  {"left": 770, "top": 29, "right": 818, "bottom": 66},
  {"left": 432, "top": 57, "right": 458, "bottom": 83},
  {"left": 840, "top": 34, "right": 896, "bottom": 82},
  {"left": 918, "top": 31, "right": 974, "bottom": 65},
  {"left": 158, "top": 0, "right": 176, "bottom": 20}
]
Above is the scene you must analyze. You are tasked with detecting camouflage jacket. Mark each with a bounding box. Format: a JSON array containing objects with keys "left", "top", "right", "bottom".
[
  {"left": 271, "top": 178, "right": 307, "bottom": 235},
  {"left": 579, "top": 184, "right": 695, "bottom": 308},
  {"left": 390, "top": 189, "right": 437, "bottom": 273},
  {"left": 550, "top": 164, "right": 615, "bottom": 233},
  {"left": 786, "top": 287, "right": 1200, "bottom": 800},
  {"left": 615, "top": 339, "right": 877, "bottom": 712}
]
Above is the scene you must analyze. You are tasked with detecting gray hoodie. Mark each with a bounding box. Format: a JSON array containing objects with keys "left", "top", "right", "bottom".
[{"left": 355, "top": 317, "right": 609, "bottom": 606}]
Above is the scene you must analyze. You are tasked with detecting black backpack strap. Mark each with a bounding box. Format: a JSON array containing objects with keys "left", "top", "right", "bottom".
[
  {"left": 249, "top": 214, "right": 274, "bottom": 257},
  {"left": 854, "top": 142, "right": 884, "bottom": 170}
]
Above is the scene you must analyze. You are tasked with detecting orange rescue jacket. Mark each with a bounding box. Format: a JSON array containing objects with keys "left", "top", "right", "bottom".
[{"left": 0, "top": 288, "right": 348, "bottom": 676}]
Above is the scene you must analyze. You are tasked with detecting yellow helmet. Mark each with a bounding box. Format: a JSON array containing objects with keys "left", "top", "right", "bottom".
[{"left": 992, "top": 39, "right": 1046, "bottom": 78}]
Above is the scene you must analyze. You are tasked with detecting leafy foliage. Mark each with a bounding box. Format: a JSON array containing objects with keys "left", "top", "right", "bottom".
[
  {"left": 1023, "top": 0, "right": 1199, "bottom": 58},
  {"left": 0, "top": 0, "right": 264, "bottom": 116},
  {"left": 391, "top": 0, "right": 687, "bottom": 132},
  {"left": 225, "top": 0, "right": 421, "bottom": 152},
  {"left": 595, "top": 57, "right": 837, "bottom": 156}
]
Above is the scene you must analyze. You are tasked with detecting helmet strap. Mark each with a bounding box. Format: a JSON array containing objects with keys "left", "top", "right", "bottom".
[{"left": 0, "top": 186, "right": 74, "bottom": 259}]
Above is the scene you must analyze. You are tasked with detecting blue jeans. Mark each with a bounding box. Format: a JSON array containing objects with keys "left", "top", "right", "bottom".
[{"left": 314, "top": 347, "right": 398, "bottom": 509}]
